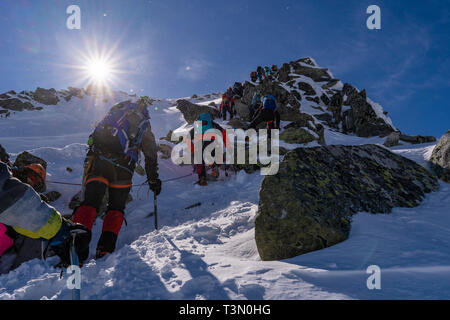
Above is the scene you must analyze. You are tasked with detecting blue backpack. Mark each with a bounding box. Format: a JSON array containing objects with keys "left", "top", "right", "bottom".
[
  {"left": 262, "top": 94, "right": 277, "bottom": 111},
  {"left": 194, "top": 113, "right": 214, "bottom": 135},
  {"left": 94, "top": 101, "right": 151, "bottom": 162}
]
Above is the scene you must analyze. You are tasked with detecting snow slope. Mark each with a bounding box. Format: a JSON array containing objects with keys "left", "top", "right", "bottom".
[{"left": 0, "top": 90, "right": 449, "bottom": 300}]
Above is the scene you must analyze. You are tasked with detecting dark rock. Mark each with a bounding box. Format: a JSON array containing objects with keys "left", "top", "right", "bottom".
[
  {"left": 399, "top": 134, "right": 437, "bottom": 144},
  {"left": 33, "top": 87, "right": 59, "bottom": 105},
  {"left": 305, "top": 96, "right": 320, "bottom": 104},
  {"left": 0, "top": 144, "right": 9, "bottom": 162},
  {"left": 158, "top": 144, "right": 173, "bottom": 159},
  {"left": 0, "top": 98, "right": 36, "bottom": 111},
  {"left": 430, "top": 130, "right": 450, "bottom": 183},
  {"left": 255, "top": 144, "right": 439, "bottom": 261},
  {"left": 384, "top": 132, "right": 401, "bottom": 147},
  {"left": 176, "top": 99, "right": 221, "bottom": 124},
  {"left": 66, "top": 167, "right": 73, "bottom": 172},
  {"left": 42, "top": 191, "right": 62, "bottom": 203},
  {"left": 320, "top": 93, "right": 330, "bottom": 106},
  {"left": 327, "top": 92, "right": 343, "bottom": 124},
  {"left": 13, "top": 151, "right": 47, "bottom": 170},
  {"left": 290, "top": 63, "right": 332, "bottom": 82},
  {"left": 297, "top": 82, "right": 316, "bottom": 96}
]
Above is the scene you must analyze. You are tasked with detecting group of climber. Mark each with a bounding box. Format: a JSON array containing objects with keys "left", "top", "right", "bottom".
[
  {"left": 0, "top": 89, "right": 280, "bottom": 272},
  {"left": 0, "top": 97, "right": 162, "bottom": 271},
  {"left": 250, "top": 65, "right": 278, "bottom": 82},
  {"left": 219, "top": 82, "right": 244, "bottom": 121}
]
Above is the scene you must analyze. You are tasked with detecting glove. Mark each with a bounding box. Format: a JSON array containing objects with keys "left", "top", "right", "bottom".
[
  {"left": 148, "top": 178, "right": 162, "bottom": 196},
  {"left": 50, "top": 218, "right": 91, "bottom": 266}
]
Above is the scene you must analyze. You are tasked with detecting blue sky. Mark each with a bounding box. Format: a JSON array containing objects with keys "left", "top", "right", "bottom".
[{"left": 0, "top": 0, "right": 449, "bottom": 137}]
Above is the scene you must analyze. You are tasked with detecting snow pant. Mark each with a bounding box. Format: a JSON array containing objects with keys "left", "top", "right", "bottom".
[
  {"left": 249, "top": 109, "right": 280, "bottom": 138},
  {"left": 222, "top": 105, "right": 233, "bottom": 121},
  {"left": 72, "top": 155, "right": 134, "bottom": 258}
]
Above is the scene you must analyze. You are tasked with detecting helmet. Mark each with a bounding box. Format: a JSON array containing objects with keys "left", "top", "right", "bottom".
[{"left": 24, "top": 163, "right": 46, "bottom": 190}]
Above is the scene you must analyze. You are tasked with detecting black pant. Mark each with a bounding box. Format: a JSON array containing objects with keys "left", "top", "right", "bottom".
[
  {"left": 249, "top": 109, "right": 280, "bottom": 130},
  {"left": 83, "top": 156, "right": 133, "bottom": 213}
]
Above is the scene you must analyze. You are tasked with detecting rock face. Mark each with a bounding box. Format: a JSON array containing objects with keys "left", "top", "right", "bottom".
[
  {"left": 0, "top": 97, "right": 36, "bottom": 111},
  {"left": 33, "top": 87, "right": 59, "bottom": 105},
  {"left": 176, "top": 99, "right": 221, "bottom": 124},
  {"left": 341, "top": 84, "right": 394, "bottom": 137},
  {"left": 0, "top": 144, "right": 9, "bottom": 162},
  {"left": 399, "top": 134, "right": 436, "bottom": 144},
  {"left": 430, "top": 130, "right": 450, "bottom": 183},
  {"left": 255, "top": 144, "right": 439, "bottom": 261}
]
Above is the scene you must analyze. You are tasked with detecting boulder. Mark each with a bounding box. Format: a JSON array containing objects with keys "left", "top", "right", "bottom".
[
  {"left": 176, "top": 99, "right": 221, "bottom": 124},
  {"left": 13, "top": 151, "right": 47, "bottom": 170},
  {"left": 430, "top": 130, "right": 450, "bottom": 183},
  {"left": 33, "top": 87, "right": 59, "bottom": 105},
  {"left": 384, "top": 132, "right": 401, "bottom": 147},
  {"left": 255, "top": 144, "right": 439, "bottom": 261}
]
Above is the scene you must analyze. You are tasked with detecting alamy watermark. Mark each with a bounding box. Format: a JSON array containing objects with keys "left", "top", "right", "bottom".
[
  {"left": 366, "top": 265, "right": 381, "bottom": 290},
  {"left": 66, "top": 265, "right": 81, "bottom": 290},
  {"left": 366, "top": 5, "right": 381, "bottom": 30},
  {"left": 66, "top": 5, "right": 81, "bottom": 30},
  {"left": 170, "top": 124, "right": 280, "bottom": 176}
]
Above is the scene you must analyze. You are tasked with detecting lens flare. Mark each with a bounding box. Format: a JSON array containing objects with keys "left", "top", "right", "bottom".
[{"left": 86, "top": 58, "right": 112, "bottom": 83}]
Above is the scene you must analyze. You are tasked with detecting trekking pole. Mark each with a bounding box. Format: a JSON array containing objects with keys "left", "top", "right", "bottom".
[
  {"left": 153, "top": 192, "right": 158, "bottom": 231},
  {"left": 69, "top": 235, "right": 81, "bottom": 300}
]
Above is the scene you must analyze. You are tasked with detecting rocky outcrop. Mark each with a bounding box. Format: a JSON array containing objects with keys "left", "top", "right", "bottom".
[
  {"left": 0, "top": 97, "right": 36, "bottom": 111},
  {"left": 430, "top": 130, "right": 450, "bottom": 183},
  {"left": 279, "top": 113, "right": 325, "bottom": 145},
  {"left": 384, "top": 132, "right": 401, "bottom": 147},
  {"left": 176, "top": 99, "right": 221, "bottom": 124},
  {"left": 399, "top": 134, "right": 436, "bottom": 145},
  {"left": 340, "top": 84, "right": 394, "bottom": 137},
  {"left": 13, "top": 151, "right": 47, "bottom": 170},
  {"left": 33, "top": 87, "right": 59, "bottom": 105},
  {"left": 255, "top": 144, "right": 439, "bottom": 261}
]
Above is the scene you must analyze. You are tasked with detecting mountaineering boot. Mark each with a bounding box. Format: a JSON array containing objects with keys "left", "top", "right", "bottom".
[{"left": 96, "top": 210, "right": 125, "bottom": 258}]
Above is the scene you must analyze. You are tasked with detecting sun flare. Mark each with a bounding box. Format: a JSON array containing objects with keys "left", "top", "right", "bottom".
[{"left": 86, "top": 59, "right": 112, "bottom": 84}]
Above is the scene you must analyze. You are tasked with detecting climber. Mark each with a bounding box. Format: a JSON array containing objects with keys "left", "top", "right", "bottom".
[
  {"left": 264, "top": 66, "right": 272, "bottom": 79},
  {"left": 249, "top": 92, "right": 262, "bottom": 120},
  {"left": 185, "top": 113, "right": 230, "bottom": 186},
  {"left": 232, "top": 82, "right": 244, "bottom": 98},
  {"left": 256, "top": 66, "right": 264, "bottom": 82},
  {"left": 219, "top": 93, "right": 233, "bottom": 121},
  {"left": 0, "top": 161, "right": 89, "bottom": 270},
  {"left": 249, "top": 94, "right": 281, "bottom": 137},
  {"left": 250, "top": 71, "right": 257, "bottom": 82},
  {"left": 71, "top": 97, "right": 161, "bottom": 261},
  {"left": 271, "top": 65, "right": 278, "bottom": 73}
]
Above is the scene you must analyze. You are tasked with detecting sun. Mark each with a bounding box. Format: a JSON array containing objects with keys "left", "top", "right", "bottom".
[{"left": 86, "top": 58, "right": 112, "bottom": 84}]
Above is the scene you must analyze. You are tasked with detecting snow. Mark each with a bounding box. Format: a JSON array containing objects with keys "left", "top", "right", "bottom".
[{"left": 1, "top": 89, "right": 449, "bottom": 300}]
